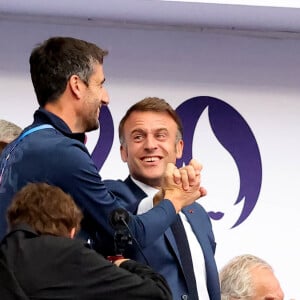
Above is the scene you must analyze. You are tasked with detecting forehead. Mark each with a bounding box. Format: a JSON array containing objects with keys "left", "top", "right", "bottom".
[
  {"left": 251, "top": 267, "right": 283, "bottom": 299},
  {"left": 124, "top": 111, "right": 177, "bottom": 131}
]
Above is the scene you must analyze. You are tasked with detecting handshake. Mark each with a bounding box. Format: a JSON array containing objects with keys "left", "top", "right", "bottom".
[{"left": 154, "top": 159, "right": 207, "bottom": 213}]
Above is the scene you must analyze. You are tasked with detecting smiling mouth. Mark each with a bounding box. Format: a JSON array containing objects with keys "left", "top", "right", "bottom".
[{"left": 142, "top": 156, "right": 161, "bottom": 162}]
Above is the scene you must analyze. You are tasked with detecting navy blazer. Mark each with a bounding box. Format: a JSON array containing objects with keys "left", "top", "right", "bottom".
[{"left": 105, "top": 177, "right": 221, "bottom": 300}]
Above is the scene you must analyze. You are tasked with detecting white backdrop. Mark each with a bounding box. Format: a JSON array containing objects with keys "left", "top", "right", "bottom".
[{"left": 0, "top": 18, "right": 299, "bottom": 299}]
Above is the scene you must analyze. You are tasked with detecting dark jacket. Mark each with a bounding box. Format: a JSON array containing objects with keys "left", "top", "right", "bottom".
[
  {"left": 0, "top": 109, "right": 177, "bottom": 255},
  {"left": 0, "top": 225, "right": 172, "bottom": 300}
]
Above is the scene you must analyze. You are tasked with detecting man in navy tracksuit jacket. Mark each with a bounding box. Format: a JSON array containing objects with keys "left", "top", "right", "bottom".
[{"left": 0, "top": 37, "right": 203, "bottom": 258}]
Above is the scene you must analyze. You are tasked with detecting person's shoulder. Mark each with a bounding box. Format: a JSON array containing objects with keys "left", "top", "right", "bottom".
[
  {"left": 29, "top": 124, "right": 85, "bottom": 147},
  {"left": 37, "top": 234, "right": 79, "bottom": 247},
  {"left": 32, "top": 130, "right": 90, "bottom": 167},
  {"left": 49, "top": 237, "right": 109, "bottom": 266},
  {"left": 1, "top": 232, "right": 84, "bottom": 261},
  {"left": 22, "top": 235, "right": 108, "bottom": 269},
  {"left": 38, "top": 235, "right": 89, "bottom": 257},
  {"left": 103, "top": 177, "right": 143, "bottom": 211},
  {"left": 184, "top": 202, "right": 211, "bottom": 218},
  {"left": 188, "top": 201, "right": 206, "bottom": 211},
  {"left": 104, "top": 179, "right": 127, "bottom": 189},
  {"left": 104, "top": 177, "right": 141, "bottom": 198}
]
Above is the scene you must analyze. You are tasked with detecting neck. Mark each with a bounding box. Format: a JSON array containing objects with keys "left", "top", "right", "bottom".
[
  {"left": 44, "top": 98, "right": 83, "bottom": 133},
  {"left": 131, "top": 175, "right": 162, "bottom": 189}
]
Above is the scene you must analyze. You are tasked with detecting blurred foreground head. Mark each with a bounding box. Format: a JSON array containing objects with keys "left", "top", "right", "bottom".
[
  {"left": 7, "top": 182, "right": 83, "bottom": 238},
  {"left": 0, "top": 119, "right": 22, "bottom": 154},
  {"left": 219, "top": 254, "right": 284, "bottom": 300}
]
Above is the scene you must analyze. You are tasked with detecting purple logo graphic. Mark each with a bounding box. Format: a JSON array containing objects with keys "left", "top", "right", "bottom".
[
  {"left": 91, "top": 106, "right": 114, "bottom": 171},
  {"left": 91, "top": 96, "right": 262, "bottom": 228},
  {"left": 176, "top": 96, "right": 262, "bottom": 228}
]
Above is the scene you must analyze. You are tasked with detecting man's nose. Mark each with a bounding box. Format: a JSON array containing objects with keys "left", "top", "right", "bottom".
[{"left": 144, "top": 135, "right": 157, "bottom": 150}]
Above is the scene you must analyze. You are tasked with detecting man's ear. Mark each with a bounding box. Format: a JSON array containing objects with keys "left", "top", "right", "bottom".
[
  {"left": 68, "top": 75, "right": 83, "bottom": 99},
  {"left": 70, "top": 227, "right": 76, "bottom": 239},
  {"left": 176, "top": 139, "right": 184, "bottom": 159},
  {"left": 120, "top": 144, "right": 128, "bottom": 162}
]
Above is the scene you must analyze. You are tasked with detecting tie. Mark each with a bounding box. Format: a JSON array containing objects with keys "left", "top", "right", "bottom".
[{"left": 171, "top": 214, "right": 198, "bottom": 300}]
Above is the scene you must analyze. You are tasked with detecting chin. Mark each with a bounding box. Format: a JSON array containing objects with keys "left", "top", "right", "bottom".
[
  {"left": 143, "top": 173, "right": 163, "bottom": 183},
  {"left": 87, "top": 119, "right": 100, "bottom": 132}
]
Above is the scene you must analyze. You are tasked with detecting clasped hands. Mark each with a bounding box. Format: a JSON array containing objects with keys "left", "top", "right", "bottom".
[{"left": 154, "top": 159, "right": 207, "bottom": 213}]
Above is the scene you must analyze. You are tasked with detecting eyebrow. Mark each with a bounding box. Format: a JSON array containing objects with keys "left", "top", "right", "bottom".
[
  {"left": 154, "top": 128, "right": 169, "bottom": 134},
  {"left": 131, "top": 129, "right": 145, "bottom": 135},
  {"left": 130, "top": 128, "right": 169, "bottom": 136}
]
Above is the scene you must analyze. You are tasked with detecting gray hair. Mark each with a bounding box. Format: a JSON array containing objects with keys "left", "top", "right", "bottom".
[
  {"left": 0, "top": 119, "right": 22, "bottom": 143},
  {"left": 219, "top": 254, "right": 273, "bottom": 300}
]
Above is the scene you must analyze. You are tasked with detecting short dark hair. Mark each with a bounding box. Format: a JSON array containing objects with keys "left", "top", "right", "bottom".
[
  {"left": 7, "top": 182, "right": 83, "bottom": 237},
  {"left": 30, "top": 36, "right": 108, "bottom": 107},
  {"left": 119, "top": 97, "right": 183, "bottom": 145}
]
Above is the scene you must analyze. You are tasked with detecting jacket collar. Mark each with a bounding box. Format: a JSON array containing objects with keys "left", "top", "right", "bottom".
[
  {"left": 31, "top": 108, "right": 86, "bottom": 144},
  {"left": 3, "top": 224, "right": 38, "bottom": 240}
]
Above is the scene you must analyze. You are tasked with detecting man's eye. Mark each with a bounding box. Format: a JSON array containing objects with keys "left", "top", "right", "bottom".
[
  {"left": 157, "top": 133, "right": 166, "bottom": 139},
  {"left": 133, "top": 135, "right": 143, "bottom": 141}
]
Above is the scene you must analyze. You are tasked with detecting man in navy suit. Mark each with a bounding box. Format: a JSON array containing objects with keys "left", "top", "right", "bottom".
[{"left": 105, "top": 97, "right": 220, "bottom": 300}]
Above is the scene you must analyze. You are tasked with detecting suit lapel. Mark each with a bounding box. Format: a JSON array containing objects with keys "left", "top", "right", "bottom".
[
  {"left": 124, "top": 177, "right": 147, "bottom": 212},
  {"left": 124, "top": 178, "right": 182, "bottom": 263},
  {"left": 167, "top": 203, "right": 212, "bottom": 268},
  {"left": 182, "top": 203, "right": 214, "bottom": 267},
  {"left": 124, "top": 177, "right": 147, "bottom": 201},
  {"left": 165, "top": 226, "right": 180, "bottom": 258},
  {"left": 183, "top": 204, "right": 206, "bottom": 244}
]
